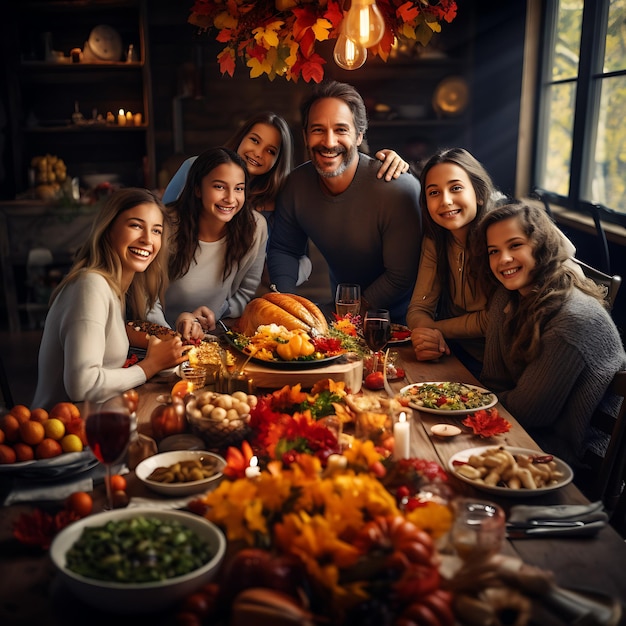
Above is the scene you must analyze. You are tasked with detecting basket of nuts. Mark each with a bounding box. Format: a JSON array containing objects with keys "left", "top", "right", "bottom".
[{"left": 185, "top": 390, "right": 256, "bottom": 452}]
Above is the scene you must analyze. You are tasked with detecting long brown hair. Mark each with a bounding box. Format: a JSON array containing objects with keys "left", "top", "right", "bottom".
[
  {"left": 50, "top": 188, "right": 170, "bottom": 318},
  {"left": 225, "top": 111, "right": 293, "bottom": 212},
  {"left": 168, "top": 147, "right": 254, "bottom": 281},
  {"left": 475, "top": 201, "right": 607, "bottom": 362},
  {"left": 419, "top": 148, "right": 498, "bottom": 290}
]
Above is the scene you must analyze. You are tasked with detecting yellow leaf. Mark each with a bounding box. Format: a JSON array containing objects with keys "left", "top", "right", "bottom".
[
  {"left": 401, "top": 22, "right": 416, "bottom": 40},
  {"left": 311, "top": 18, "right": 333, "bottom": 42},
  {"left": 247, "top": 56, "right": 273, "bottom": 78}
]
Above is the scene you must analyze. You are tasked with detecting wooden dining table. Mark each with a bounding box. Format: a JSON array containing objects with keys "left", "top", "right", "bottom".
[{"left": 1, "top": 341, "right": 625, "bottom": 626}]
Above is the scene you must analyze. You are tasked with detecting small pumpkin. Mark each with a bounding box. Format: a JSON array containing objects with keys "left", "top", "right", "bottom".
[{"left": 276, "top": 332, "right": 315, "bottom": 361}]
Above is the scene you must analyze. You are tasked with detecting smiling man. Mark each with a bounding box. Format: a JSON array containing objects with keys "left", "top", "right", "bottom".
[{"left": 267, "top": 81, "right": 422, "bottom": 323}]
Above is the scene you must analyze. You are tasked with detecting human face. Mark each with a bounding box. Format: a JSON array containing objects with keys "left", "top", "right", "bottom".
[
  {"left": 109, "top": 202, "right": 163, "bottom": 286},
  {"left": 304, "top": 97, "right": 362, "bottom": 180},
  {"left": 237, "top": 123, "right": 281, "bottom": 178},
  {"left": 196, "top": 162, "right": 246, "bottom": 229},
  {"left": 486, "top": 217, "right": 536, "bottom": 295},
  {"left": 424, "top": 162, "right": 479, "bottom": 239}
]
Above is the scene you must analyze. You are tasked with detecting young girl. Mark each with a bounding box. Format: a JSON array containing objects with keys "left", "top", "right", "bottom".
[
  {"left": 476, "top": 201, "right": 626, "bottom": 468},
  {"left": 155, "top": 147, "right": 267, "bottom": 332},
  {"left": 32, "top": 188, "right": 194, "bottom": 409},
  {"left": 406, "top": 148, "right": 500, "bottom": 371},
  {"left": 163, "top": 112, "right": 410, "bottom": 296}
]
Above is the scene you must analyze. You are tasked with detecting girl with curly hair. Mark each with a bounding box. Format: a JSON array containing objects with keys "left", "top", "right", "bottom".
[{"left": 476, "top": 200, "right": 625, "bottom": 468}]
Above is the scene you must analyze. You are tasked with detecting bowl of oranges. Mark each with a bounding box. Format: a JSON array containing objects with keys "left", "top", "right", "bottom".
[{"left": 0, "top": 402, "right": 97, "bottom": 477}]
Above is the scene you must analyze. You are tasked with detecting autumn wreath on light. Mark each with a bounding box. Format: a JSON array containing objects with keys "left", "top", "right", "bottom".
[{"left": 189, "top": 0, "right": 459, "bottom": 82}]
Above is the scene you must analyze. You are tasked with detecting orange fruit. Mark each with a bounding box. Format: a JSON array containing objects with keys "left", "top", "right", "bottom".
[
  {"left": 19, "top": 420, "right": 45, "bottom": 446},
  {"left": 13, "top": 442, "right": 35, "bottom": 462},
  {"left": 49, "top": 402, "right": 81, "bottom": 426},
  {"left": 1, "top": 414, "right": 20, "bottom": 442},
  {"left": 66, "top": 417, "right": 88, "bottom": 446},
  {"left": 109, "top": 474, "right": 127, "bottom": 492},
  {"left": 35, "top": 438, "right": 63, "bottom": 460},
  {"left": 10, "top": 405, "right": 31, "bottom": 424},
  {"left": 0, "top": 444, "right": 17, "bottom": 464},
  {"left": 65, "top": 491, "right": 93, "bottom": 517},
  {"left": 30, "top": 408, "right": 49, "bottom": 423},
  {"left": 44, "top": 418, "right": 65, "bottom": 441}
]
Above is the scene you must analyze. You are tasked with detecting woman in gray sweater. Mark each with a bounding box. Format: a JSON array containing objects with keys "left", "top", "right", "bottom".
[{"left": 474, "top": 201, "right": 626, "bottom": 469}]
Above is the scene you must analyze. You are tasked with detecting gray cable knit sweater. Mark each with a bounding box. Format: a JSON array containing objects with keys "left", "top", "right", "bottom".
[{"left": 480, "top": 286, "right": 626, "bottom": 467}]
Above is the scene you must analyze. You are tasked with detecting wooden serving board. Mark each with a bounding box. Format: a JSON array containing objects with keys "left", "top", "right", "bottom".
[{"left": 245, "top": 358, "right": 363, "bottom": 393}]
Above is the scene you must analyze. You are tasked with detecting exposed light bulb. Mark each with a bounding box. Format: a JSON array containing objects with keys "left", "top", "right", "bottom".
[
  {"left": 333, "top": 31, "right": 367, "bottom": 70},
  {"left": 344, "top": 0, "right": 385, "bottom": 49}
]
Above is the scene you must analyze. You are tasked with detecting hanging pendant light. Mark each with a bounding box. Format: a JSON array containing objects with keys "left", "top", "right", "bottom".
[
  {"left": 333, "top": 14, "right": 367, "bottom": 70},
  {"left": 343, "top": 0, "right": 385, "bottom": 49}
]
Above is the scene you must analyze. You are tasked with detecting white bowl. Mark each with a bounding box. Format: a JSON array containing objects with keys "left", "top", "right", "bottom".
[
  {"left": 50, "top": 508, "right": 226, "bottom": 613},
  {"left": 135, "top": 450, "right": 226, "bottom": 497}
]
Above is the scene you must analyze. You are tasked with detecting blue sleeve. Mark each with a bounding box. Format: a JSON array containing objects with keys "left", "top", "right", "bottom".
[{"left": 162, "top": 157, "right": 197, "bottom": 204}]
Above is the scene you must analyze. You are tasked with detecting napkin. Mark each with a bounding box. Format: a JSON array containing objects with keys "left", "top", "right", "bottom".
[
  {"left": 506, "top": 501, "right": 608, "bottom": 538},
  {"left": 508, "top": 501, "right": 608, "bottom": 524},
  {"left": 4, "top": 474, "right": 96, "bottom": 505}
]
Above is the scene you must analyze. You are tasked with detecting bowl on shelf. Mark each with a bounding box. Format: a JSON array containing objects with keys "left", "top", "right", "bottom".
[
  {"left": 82, "top": 173, "right": 120, "bottom": 188},
  {"left": 49, "top": 508, "right": 226, "bottom": 613}
]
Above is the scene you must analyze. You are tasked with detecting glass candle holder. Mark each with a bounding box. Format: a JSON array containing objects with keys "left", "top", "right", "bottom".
[
  {"left": 181, "top": 365, "right": 207, "bottom": 392},
  {"left": 450, "top": 498, "right": 505, "bottom": 562}
]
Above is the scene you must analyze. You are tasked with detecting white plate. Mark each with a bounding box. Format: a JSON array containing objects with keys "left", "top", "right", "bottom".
[
  {"left": 400, "top": 381, "right": 498, "bottom": 415},
  {"left": 0, "top": 449, "right": 98, "bottom": 477},
  {"left": 448, "top": 445, "right": 574, "bottom": 497},
  {"left": 135, "top": 450, "right": 225, "bottom": 497},
  {"left": 389, "top": 324, "right": 411, "bottom": 345}
]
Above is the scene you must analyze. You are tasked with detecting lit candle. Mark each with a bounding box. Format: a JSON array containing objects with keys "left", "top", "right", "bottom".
[
  {"left": 133, "top": 112, "right": 142, "bottom": 126},
  {"left": 393, "top": 411, "right": 410, "bottom": 459},
  {"left": 245, "top": 455, "right": 261, "bottom": 479},
  {"left": 118, "top": 108, "right": 126, "bottom": 126},
  {"left": 126, "top": 111, "right": 133, "bottom": 125}
]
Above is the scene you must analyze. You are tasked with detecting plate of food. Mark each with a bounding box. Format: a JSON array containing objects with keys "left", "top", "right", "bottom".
[
  {"left": 224, "top": 327, "right": 344, "bottom": 370},
  {"left": 448, "top": 445, "right": 573, "bottom": 497},
  {"left": 400, "top": 381, "right": 497, "bottom": 415},
  {"left": 0, "top": 449, "right": 98, "bottom": 478},
  {"left": 389, "top": 324, "right": 411, "bottom": 345}
]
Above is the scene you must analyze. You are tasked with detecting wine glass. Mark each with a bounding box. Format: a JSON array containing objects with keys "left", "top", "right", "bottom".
[
  {"left": 335, "top": 283, "right": 361, "bottom": 317},
  {"left": 363, "top": 308, "right": 391, "bottom": 375},
  {"left": 84, "top": 390, "right": 132, "bottom": 510}
]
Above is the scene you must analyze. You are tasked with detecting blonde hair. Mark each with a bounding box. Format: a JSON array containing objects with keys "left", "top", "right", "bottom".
[{"left": 51, "top": 188, "right": 171, "bottom": 318}]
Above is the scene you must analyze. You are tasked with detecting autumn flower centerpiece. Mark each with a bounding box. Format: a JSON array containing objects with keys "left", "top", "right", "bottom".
[
  {"left": 191, "top": 441, "right": 454, "bottom": 622},
  {"left": 189, "top": 0, "right": 459, "bottom": 82}
]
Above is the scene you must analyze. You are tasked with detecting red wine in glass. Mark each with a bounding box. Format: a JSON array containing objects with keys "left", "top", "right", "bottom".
[
  {"left": 363, "top": 309, "right": 391, "bottom": 373},
  {"left": 84, "top": 392, "right": 131, "bottom": 510},
  {"left": 85, "top": 411, "right": 131, "bottom": 464}
]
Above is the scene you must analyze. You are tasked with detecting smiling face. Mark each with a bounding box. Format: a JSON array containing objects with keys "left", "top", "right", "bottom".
[
  {"left": 196, "top": 162, "right": 246, "bottom": 234},
  {"left": 237, "top": 122, "right": 281, "bottom": 178},
  {"left": 424, "top": 162, "right": 479, "bottom": 240},
  {"left": 304, "top": 97, "right": 363, "bottom": 182},
  {"left": 487, "top": 216, "right": 537, "bottom": 295},
  {"left": 109, "top": 202, "right": 163, "bottom": 287}
]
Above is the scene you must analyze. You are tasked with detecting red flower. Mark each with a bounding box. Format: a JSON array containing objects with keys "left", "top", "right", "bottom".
[{"left": 462, "top": 408, "right": 512, "bottom": 438}]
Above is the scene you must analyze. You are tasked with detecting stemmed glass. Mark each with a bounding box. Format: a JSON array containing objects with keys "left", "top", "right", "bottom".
[
  {"left": 84, "top": 390, "right": 132, "bottom": 510},
  {"left": 335, "top": 283, "right": 361, "bottom": 317},
  {"left": 363, "top": 308, "right": 391, "bottom": 375}
]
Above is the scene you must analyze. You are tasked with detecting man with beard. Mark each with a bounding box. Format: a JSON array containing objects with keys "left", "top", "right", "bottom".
[{"left": 267, "top": 81, "right": 422, "bottom": 323}]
